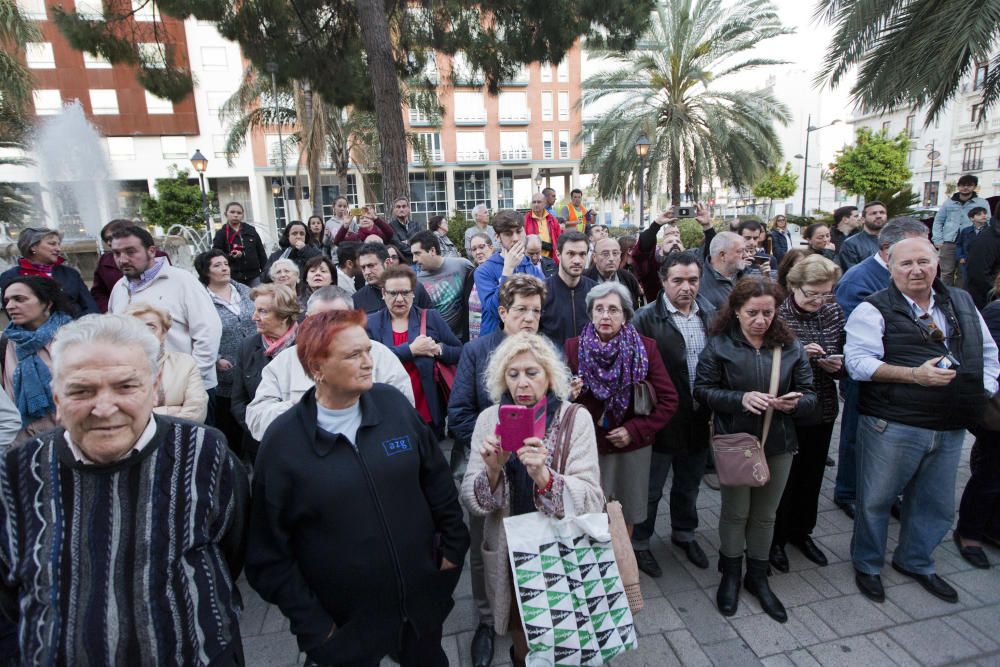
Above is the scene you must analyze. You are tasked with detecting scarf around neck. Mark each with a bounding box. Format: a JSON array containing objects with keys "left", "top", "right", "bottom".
[
  {"left": 577, "top": 321, "right": 649, "bottom": 425},
  {"left": 5, "top": 311, "right": 72, "bottom": 425},
  {"left": 262, "top": 322, "right": 298, "bottom": 358},
  {"left": 18, "top": 256, "right": 64, "bottom": 278}
]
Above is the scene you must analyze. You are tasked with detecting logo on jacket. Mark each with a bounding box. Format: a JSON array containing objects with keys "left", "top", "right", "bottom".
[{"left": 382, "top": 437, "right": 413, "bottom": 456}]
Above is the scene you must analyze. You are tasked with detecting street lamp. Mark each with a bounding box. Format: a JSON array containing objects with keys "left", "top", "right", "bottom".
[
  {"left": 534, "top": 173, "right": 543, "bottom": 192},
  {"left": 270, "top": 177, "right": 282, "bottom": 197},
  {"left": 190, "top": 149, "right": 211, "bottom": 246},
  {"left": 635, "top": 134, "right": 651, "bottom": 229},
  {"left": 266, "top": 61, "right": 293, "bottom": 225},
  {"left": 798, "top": 115, "right": 841, "bottom": 216},
  {"left": 926, "top": 141, "right": 941, "bottom": 206}
]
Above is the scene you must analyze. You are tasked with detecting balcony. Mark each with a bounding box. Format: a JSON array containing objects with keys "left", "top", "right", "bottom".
[
  {"left": 408, "top": 109, "right": 439, "bottom": 126},
  {"left": 962, "top": 159, "right": 983, "bottom": 171},
  {"left": 499, "top": 147, "right": 532, "bottom": 162},
  {"left": 503, "top": 66, "right": 530, "bottom": 86},
  {"left": 456, "top": 149, "right": 490, "bottom": 163},
  {"left": 455, "top": 110, "right": 487, "bottom": 126},
  {"left": 413, "top": 149, "right": 444, "bottom": 164},
  {"left": 499, "top": 109, "right": 531, "bottom": 125}
]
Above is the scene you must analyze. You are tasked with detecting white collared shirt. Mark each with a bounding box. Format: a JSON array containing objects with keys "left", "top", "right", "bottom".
[{"left": 65, "top": 416, "right": 157, "bottom": 465}]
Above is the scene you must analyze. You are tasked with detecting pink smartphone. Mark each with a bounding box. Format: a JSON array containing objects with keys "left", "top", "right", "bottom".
[{"left": 497, "top": 397, "right": 547, "bottom": 452}]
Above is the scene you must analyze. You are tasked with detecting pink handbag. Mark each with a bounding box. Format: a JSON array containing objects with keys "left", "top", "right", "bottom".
[{"left": 710, "top": 347, "right": 780, "bottom": 488}]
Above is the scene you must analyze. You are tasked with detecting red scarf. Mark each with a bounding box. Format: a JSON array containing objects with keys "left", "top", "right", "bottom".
[
  {"left": 262, "top": 322, "right": 298, "bottom": 357},
  {"left": 17, "top": 256, "right": 64, "bottom": 278}
]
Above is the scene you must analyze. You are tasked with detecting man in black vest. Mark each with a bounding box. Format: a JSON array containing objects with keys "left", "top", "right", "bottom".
[{"left": 845, "top": 237, "right": 1000, "bottom": 605}]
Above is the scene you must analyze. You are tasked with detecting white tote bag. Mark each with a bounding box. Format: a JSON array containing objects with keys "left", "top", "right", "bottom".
[{"left": 504, "top": 511, "right": 638, "bottom": 666}]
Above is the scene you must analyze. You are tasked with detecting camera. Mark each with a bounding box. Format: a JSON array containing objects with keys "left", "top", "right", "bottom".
[{"left": 672, "top": 205, "right": 696, "bottom": 219}]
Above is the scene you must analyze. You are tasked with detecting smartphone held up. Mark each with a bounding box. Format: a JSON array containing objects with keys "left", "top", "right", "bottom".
[{"left": 496, "top": 397, "right": 547, "bottom": 452}]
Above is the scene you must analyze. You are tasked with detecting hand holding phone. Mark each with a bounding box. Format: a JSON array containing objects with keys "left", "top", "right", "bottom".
[{"left": 497, "top": 398, "right": 547, "bottom": 452}]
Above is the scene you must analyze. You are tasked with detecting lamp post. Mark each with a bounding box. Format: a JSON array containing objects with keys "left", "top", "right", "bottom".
[
  {"left": 533, "top": 173, "right": 543, "bottom": 192},
  {"left": 635, "top": 133, "right": 651, "bottom": 229},
  {"left": 926, "top": 141, "right": 940, "bottom": 206},
  {"left": 266, "top": 61, "right": 293, "bottom": 226},
  {"left": 798, "top": 115, "right": 841, "bottom": 216},
  {"left": 190, "top": 149, "right": 211, "bottom": 247}
]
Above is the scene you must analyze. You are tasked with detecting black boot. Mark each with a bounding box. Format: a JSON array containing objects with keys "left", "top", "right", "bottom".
[
  {"left": 744, "top": 558, "right": 787, "bottom": 623},
  {"left": 716, "top": 554, "right": 742, "bottom": 616}
]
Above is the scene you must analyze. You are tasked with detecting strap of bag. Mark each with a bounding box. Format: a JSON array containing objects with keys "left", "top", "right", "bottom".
[
  {"left": 761, "top": 346, "right": 782, "bottom": 445},
  {"left": 419, "top": 308, "right": 427, "bottom": 336},
  {"left": 553, "top": 404, "right": 581, "bottom": 475}
]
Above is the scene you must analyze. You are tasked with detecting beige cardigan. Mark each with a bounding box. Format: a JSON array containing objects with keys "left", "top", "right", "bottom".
[
  {"left": 154, "top": 351, "right": 208, "bottom": 422},
  {"left": 460, "top": 402, "right": 605, "bottom": 635}
]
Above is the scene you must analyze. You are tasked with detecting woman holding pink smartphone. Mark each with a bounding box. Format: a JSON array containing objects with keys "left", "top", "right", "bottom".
[{"left": 460, "top": 332, "right": 604, "bottom": 667}]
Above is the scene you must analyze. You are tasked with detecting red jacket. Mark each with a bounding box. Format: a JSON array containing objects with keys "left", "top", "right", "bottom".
[
  {"left": 565, "top": 334, "right": 678, "bottom": 455},
  {"left": 523, "top": 211, "right": 562, "bottom": 260}
]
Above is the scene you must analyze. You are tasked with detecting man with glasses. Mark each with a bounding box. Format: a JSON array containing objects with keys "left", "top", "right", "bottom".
[
  {"left": 352, "top": 242, "right": 432, "bottom": 314},
  {"left": 448, "top": 275, "right": 547, "bottom": 667},
  {"left": 845, "top": 237, "right": 999, "bottom": 606},
  {"left": 524, "top": 235, "right": 556, "bottom": 277},
  {"left": 524, "top": 192, "right": 562, "bottom": 259},
  {"left": 473, "top": 210, "right": 545, "bottom": 336},
  {"left": 585, "top": 236, "right": 643, "bottom": 310}
]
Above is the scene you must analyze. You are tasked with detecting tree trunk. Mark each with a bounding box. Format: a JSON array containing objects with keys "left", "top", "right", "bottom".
[
  {"left": 301, "top": 80, "right": 324, "bottom": 218},
  {"left": 355, "top": 0, "right": 408, "bottom": 207},
  {"left": 670, "top": 143, "right": 681, "bottom": 206}
]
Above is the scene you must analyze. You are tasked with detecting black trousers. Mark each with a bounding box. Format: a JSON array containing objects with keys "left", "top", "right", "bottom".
[
  {"left": 214, "top": 395, "right": 246, "bottom": 460},
  {"left": 306, "top": 624, "right": 447, "bottom": 667},
  {"left": 773, "top": 421, "right": 836, "bottom": 545},
  {"left": 957, "top": 430, "right": 1000, "bottom": 542}
]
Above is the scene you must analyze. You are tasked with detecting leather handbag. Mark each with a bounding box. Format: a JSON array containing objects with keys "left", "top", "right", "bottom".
[
  {"left": 419, "top": 309, "right": 457, "bottom": 403},
  {"left": 711, "top": 346, "right": 781, "bottom": 488},
  {"left": 553, "top": 404, "right": 643, "bottom": 614},
  {"left": 633, "top": 380, "right": 656, "bottom": 416}
]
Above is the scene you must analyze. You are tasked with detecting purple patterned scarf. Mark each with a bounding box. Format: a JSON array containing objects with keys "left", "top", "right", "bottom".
[{"left": 577, "top": 321, "right": 649, "bottom": 425}]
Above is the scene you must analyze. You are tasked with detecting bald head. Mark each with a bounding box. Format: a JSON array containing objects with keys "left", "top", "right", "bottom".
[
  {"left": 594, "top": 237, "right": 623, "bottom": 276},
  {"left": 888, "top": 237, "right": 938, "bottom": 300},
  {"left": 887, "top": 237, "right": 936, "bottom": 266}
]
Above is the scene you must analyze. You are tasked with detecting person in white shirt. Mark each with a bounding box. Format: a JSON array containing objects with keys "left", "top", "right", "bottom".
[
  {"left": 107, "top": 226, "right": 222, "bottom": 390},
  {"left": 245, "top": 286, "right": 413, "bottom": 441}
]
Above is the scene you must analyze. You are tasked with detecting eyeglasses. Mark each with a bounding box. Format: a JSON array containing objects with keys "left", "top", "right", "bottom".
[
  {"left": 385, "top": 289, "right": 413, "bottom": 300},
  {"left": 798, "top": 288, "right": 835, "bottom": 301},
  {"left": 597, "top": 250, "right": 621, "bottom": 259},
  {"left": 593, "top": 305, "right": 623, "bottom": 317},
  {"left": 919, "top": 313, "right": 945, "bottom": 342}
]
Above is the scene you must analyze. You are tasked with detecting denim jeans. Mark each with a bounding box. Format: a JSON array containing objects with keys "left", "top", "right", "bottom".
[
  {"left": 632, "top": 449, "right": 708, "bottom": 550},
  {"left": 852, "top": 415, "right": 965, "bottom": 575},
  {"left": 834, "top": 378, "right": 859, "bottom": 504}
]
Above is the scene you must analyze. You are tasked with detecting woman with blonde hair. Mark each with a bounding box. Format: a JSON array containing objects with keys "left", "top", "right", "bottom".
[
  {"left": 125, "top": 303, "right": 208, "bottom": 422},
  {"left": 461, "top": 332, "right": 604, "bottom": 667}
]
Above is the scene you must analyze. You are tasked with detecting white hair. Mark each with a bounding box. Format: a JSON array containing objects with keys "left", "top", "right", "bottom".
[
  {"left": 709, "top": 231, "right": 743, "bottom": 258},
  {"left": 51, "top": 314, "right": 160, "bottom": 386},
  {"left": 472, "top": 203, "right": 488, "bottom": 216},
  {"left": 484, "top": 332, "right": 570, "bottom": 404},
  {"left": 585, "top": 281, "right": 635, "bottom": 320},
  {"left": 307, "top": 285, "right": 353, "bottom": 312},
  {"left": 268, "top": 258, "right": 300, "bottom": 280}
]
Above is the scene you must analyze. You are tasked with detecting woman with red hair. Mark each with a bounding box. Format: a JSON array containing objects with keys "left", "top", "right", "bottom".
[{"left": 246, "top": 309, "right": 469, "bottom": 667}]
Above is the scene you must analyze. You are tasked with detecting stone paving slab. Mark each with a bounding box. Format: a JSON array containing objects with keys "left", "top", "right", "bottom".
[{"left": 239, "top": 432, "right": 1000, "bottom": 666}]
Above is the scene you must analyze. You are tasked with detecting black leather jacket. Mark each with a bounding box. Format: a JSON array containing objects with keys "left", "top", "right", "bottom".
[{"left": 694, "top": 329, "right": 818, "bottom": 457}]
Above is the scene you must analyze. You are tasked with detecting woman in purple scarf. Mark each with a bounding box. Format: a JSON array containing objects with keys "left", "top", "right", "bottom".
[{"left": 565, "top": 282, "right": 678, "bottom": 532}]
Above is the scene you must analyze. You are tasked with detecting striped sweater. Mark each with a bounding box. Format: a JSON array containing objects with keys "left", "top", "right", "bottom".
[{"left": 0, "top": 416, "right": 249, "bottom": 665}]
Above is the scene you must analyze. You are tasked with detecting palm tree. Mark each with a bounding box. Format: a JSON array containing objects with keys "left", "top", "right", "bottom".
[
  {"left": 0, "top": 0, "right": 40, "bottom": 111},
  {"left": 580, "top": 0, "right": 792, "bottom": 206},
  {"left": 816, "top": 0, "right": 1000, "bottom": 124}
]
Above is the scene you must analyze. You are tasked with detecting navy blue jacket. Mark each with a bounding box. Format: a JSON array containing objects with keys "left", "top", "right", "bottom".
[
  {"left": 367, "top": 307, "right": 462, "bottom": 434},
  {"left": 834, "top": 255, "right": 890, "bottom": 319},
  {"left": 539, "top": 274, "right": 597, "bottom": 351},
  {"left": 0, "top": 264, "right": 97, "bottom": 317},
  {"left": 447, "top": 329, "right": 504, "bottom": 451}
]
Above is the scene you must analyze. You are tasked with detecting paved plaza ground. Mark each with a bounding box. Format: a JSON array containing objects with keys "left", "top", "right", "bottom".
[{"left": 238, "top": 422, "right": 1000, "bottom": 666}]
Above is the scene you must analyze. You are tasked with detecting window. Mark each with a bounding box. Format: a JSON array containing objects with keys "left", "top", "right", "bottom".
[
  {"left": 414, "top": 132, "right": 442, "bottom": 163},
  {"left": 905, "top": 114, "right": 916, "bottom": 138},
  {"left": 89, "top": 89, "right": 119, "bottom": 115},
  {"left": 451, "top": 52, "right": 480, "bottom": 84},
  {"left": 881, "top": 120, "right": 891, "bottom": 133},
  {"left": 265, "top": 134, "right": 298, "bottom": 166},
  {"left": 556, "top": 60, "right": 569, "bottom": 82},
  {"left": 498, "top": 92, "right": 529, "bottom": 122},
  {"left": 558, "top": 130, "right": 570, "bottom": 159},
  {"left": 319, "top": 174, "right": 359, "bottom": 220},
  {"left": 454, "top": 170, "right": 490, "bottom": 217},
  {"left": 160, "top": 136, "right": 187, "bottom": 159},
  {"left": 543, "top": 130, "right": 553, "bottom": 159},
  {"left": 455, "top": 132, "right": 488, "bottom": 161},
  {"left": 407, "top": 93, "right": 437, "bottom": 125},
  {"left": 971, "top": 103, "right": 984, "bottom": 124},
  {"left": 212, "top": 134, "right": 229, "bottom": 158},
  {"left": 200, "top": 46, "right": 228, "bottom": 70},
  {"left": 144, "top": 91, "right": 173, "bottom": 114},
  {"left": 32, "top": 90, "right": 62, "bottom": 115},
  {"left": 541, "top": 91, "right": 553, "bottom": 121},
  {"left": 75, "top": 0, "right": 103, "bottom": 19},
  {"left": 83, "top": 52, "right": 112, "bottom": 69},
  {"left": 206, "top": 91, "right": 229, "bottom": 112},
  {"left": 16, "top": 0, "right": 46, "bottom": 20},
  {"left": 453, "top": 91, "right": 486, "bottom": 123},
  {"left": 407, "top": 172, "right": 448, "bottom": 225},
  {"left": 558, "top": 92, "right": 569, "bottom": 121},
  {"left": 138, "top": 43, "right": 166, "bottom": 69},
  {"left": 974, "top": 62, "right": 988, "bottom": 91},
  {"left": 107, "top": 137, "right": 135, "bottom": 161},
  {"left": 540, "top": 64, "right": 552, "bottom": 82},
  {"left": 132, "top": 0, "right": 159, "bottom": 21},
  {"left": 923, "top": 181, "right": 940, "bottom": 207},
  {"left": 25, "top": 43, "right": 55, "bottom": 69},
  {"left": 497, "top": 169, "right": 514, "bottom": 208},
  {"left": 962, "top": 141, "right": 983, "bottom": 171},
  {"left": 500, "top": 132, "right": 530, "bottom": 160}
]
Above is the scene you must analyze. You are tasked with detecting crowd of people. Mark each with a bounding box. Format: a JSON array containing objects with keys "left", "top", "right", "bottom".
[{"left": 0, "top": 181, "right": 996, "bottom": 666}]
